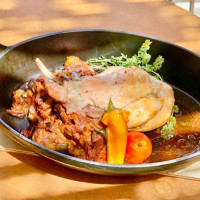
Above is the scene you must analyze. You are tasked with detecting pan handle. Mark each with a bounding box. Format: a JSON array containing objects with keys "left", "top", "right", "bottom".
[{"left": 0, "top": 43, "right": 8, "bottom": 57}]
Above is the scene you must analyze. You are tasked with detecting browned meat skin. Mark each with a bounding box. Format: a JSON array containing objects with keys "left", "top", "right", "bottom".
[{"left": 64, "top": 56, "right": 96, "bottom": 76}]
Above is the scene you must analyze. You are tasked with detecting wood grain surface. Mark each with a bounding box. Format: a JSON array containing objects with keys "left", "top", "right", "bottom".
[{"left": 0, "top": 0, "right": 200, "bottom": 200}]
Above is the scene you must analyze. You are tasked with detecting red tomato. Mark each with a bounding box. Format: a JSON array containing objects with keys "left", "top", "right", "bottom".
[{"left": 125, "top": 131, "right": 152, "bottom": 164}]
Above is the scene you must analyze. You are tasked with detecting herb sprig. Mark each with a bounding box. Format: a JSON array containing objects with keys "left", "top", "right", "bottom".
[
  {"left": 160, "top": 105, "right": 179, "bottom": 140},
  {"left": 87, "top": 40, "right": 164, "bottom": 80}
]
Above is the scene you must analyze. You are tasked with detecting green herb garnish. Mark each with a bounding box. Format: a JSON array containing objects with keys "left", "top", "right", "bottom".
[
  {"left": 87, "top": 40, "right": 164, "bottom": 80},
  {"left": 161, "top": 105, "right": 179, "bottom": 140}
]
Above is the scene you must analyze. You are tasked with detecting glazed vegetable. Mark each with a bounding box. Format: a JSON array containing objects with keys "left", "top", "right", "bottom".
[
  {"left": 161, "top": 105, "right": 179, "bottom": 140},
  {"left": 101, "top": 104, "right": 129, "bottom": 164},
  {"left": 125, "top": 131, "right": 152, "bottom": 164},
  {"left": 87, "top": 40, "right": 164, "bottom": 80}
]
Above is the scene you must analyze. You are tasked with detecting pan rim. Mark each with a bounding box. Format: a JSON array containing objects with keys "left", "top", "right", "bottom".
[
  {"left": 3, "top": 28, "right": 200, "bottom": 58},
  {"left": 1, "top": 28, "right": 200, "bottom": 173}
]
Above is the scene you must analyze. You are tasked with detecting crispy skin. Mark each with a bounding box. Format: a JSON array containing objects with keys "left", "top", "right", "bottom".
[{"left": 64, "top": 56, "right": 96, "bottom": 76}]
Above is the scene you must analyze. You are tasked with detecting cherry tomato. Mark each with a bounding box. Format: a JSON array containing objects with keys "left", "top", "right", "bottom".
[{"left": 125, "top": 131, "right": 152, "bottom": 164}]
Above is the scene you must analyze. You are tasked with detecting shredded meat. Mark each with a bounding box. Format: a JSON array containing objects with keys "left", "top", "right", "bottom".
[
  {"left": 7, "top": 56, "right": 106, "bottom": 162},
  {"left": 7, "top": 89, "right": 32, "bottom": 117}
]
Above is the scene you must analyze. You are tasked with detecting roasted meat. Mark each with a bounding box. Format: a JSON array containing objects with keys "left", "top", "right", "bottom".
[{"left": 42, "top": 65, "right": 175, "bottom": 131}]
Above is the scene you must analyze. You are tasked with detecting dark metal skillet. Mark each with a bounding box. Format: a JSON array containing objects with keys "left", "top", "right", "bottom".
[{"left": 0, "top": 29, "right": 200, "bottom": 175}]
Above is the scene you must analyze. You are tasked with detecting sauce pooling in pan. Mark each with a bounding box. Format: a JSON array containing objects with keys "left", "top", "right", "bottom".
[{"left": 146, "top": 87, "right": 200, "bottom": 163}]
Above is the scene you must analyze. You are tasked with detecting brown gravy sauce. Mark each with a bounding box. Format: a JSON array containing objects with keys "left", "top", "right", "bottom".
[
  {"left": 146, "top": 132, "right": 200, "bottom": 163},
  {"left": 146, "top": 87, "right": 200, "bottom": 163}
]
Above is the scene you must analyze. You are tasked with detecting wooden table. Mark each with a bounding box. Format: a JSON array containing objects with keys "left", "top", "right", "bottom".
[{"left": 1, "top": 0, "right": 200, "bottom": 199}]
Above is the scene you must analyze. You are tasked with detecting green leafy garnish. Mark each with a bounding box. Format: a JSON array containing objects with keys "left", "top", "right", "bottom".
[
  {"left": 87, "top": 40, "right": 164, "bottom": 80},
  {"left": 161, "top": 105, "right": 179, "bottom": 140},
  {"left": 172, "top": 105, "right": 179, "bottom": 113},
  {"left": 106, "top": 98, "right": 116, "bottom": 113}
]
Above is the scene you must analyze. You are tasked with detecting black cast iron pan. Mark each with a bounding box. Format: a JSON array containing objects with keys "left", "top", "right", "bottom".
[{"left": 0, "top": 29, "right": 200, "bottom": 175}]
